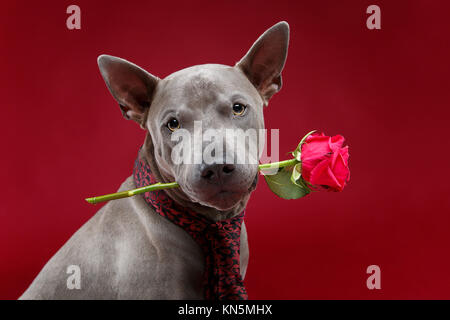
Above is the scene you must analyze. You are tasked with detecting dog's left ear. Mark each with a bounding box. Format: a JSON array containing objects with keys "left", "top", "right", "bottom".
[{"left": 235, "top": 21, "right": 289, "bottom": 106}]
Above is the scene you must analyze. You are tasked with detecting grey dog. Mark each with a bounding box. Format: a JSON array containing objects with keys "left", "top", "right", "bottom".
[{"left": 20, "top": 21, "right": 289, "bottom": 299}]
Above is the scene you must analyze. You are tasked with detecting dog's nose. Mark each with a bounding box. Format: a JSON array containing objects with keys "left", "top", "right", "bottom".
[{"left": 201, "top": 164, "right": 236, "bottom": 182}]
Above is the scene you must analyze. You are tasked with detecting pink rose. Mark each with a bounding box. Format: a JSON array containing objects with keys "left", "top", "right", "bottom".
[{"left": 301, "top": 133, "right": 350, "bottom": 192}]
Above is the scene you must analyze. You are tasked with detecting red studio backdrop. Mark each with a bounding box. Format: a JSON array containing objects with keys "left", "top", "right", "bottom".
[{"left": 1, "top": 0, "right": 450, "bottom": 299}]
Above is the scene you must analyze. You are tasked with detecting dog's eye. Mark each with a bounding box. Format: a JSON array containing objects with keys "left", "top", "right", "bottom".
[
  {"left": 167, "top": 118, "right": 180, "bottom": 132},
  {"left": 232, "top": 103, "right": 246, "bottom": 116}
]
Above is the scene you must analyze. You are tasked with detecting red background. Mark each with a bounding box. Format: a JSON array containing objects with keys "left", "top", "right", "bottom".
[{"left": 1, "top": 0, "right": 449, "bottom": 299}]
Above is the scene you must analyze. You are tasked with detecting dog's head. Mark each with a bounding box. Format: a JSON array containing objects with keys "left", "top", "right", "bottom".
[{"left": 98, "top": 22, "right": 289, "bottom": 213}]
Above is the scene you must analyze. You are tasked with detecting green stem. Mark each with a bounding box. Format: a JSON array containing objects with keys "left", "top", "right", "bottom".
[
  {"left": 257, "top": 158, "right": 298, "bottom": 170},
  {"left": 85, "top": 182, "right": 179, "bottom": 204},
  {"left": 85, "top": 158, "right": 298, "bottom": 205}
]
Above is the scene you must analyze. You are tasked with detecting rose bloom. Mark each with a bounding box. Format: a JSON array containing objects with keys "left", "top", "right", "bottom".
[{"left": 301, "top": 133, "right": 350, "bottom": 192}]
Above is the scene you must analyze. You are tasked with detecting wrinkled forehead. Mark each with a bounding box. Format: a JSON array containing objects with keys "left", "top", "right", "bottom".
[{"left": 154, "top": 64, "right": 262, "bottom": 107}]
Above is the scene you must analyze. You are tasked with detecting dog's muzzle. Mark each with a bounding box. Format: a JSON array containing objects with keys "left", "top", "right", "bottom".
[{"left": 248, "top": 173, "right": 259, "bottom": 192}]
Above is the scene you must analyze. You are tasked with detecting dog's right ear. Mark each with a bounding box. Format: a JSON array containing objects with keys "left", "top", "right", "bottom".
[{"left": 97, "top": 55, "right": 159, "bottom": 128}]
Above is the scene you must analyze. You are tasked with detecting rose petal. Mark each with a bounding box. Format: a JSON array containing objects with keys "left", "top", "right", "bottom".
[
  {"left": 302, "top": 136, "right": 331, "bottom": 155},
  {"left": 330, "top": 149, "right": 339, "bottom": 168},
  {"left": 301, "top": 136, "right": 332, "bottom": 176},
  {"left": 305, "top": 132, "right": 325, "bottom": 143},
  {"left": 340, "top": 146, "right": 349, "bottom": 165},
  {"left": 328, "top": 135, "right": 345, "bottom": 151},
  {"left": 332, "top": 152, "right": 350, "bottom": 190},
  {"left": 308, "top": 158, "right": 342, "bottom": 190}
]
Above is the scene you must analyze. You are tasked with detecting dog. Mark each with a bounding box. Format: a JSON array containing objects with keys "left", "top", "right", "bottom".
[{"left": 20, "top": 21, "right": 289, "bottom": 299}]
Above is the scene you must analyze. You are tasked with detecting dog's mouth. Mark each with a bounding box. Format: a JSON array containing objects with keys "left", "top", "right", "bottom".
[
  {"left": 194, "top": 187, "right": 241, "bottom": 211},
  {"left": 183, "top": 173, "right": 259, "bottom": 211}
]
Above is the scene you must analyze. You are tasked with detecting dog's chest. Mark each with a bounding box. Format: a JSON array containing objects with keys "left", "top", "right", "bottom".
[{"left": 110, "top": 177, "right": 206, "bottom": 298}]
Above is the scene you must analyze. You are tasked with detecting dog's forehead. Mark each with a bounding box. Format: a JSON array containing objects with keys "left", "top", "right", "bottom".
[
  {"left": 149, "top": 63, "right": 263, "bottom": 120},
  {"left": 161, "top": 64, "right": 252, "bottom": 96}
]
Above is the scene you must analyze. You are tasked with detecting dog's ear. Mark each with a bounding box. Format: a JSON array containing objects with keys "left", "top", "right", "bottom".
[
  {"left": 235, "top": 21, "right": 289, "bottom": 106},
  {"left": 97, "top": 55, "right": 159, "bottom": 128}
]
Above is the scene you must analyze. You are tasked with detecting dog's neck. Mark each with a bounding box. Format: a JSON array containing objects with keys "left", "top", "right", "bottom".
[{"left": 139, "top": 133, "right": 251, "bottom": 222}]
